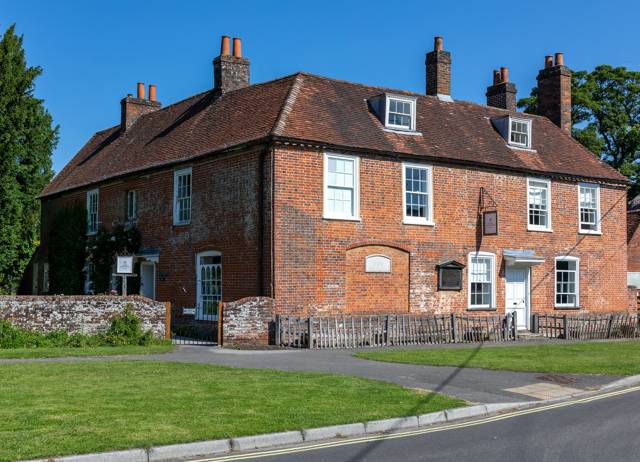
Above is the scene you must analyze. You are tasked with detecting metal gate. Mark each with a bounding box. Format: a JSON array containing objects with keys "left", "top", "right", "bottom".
[{"left": 169, "top": 306, "right": 218, "bottom": 345}]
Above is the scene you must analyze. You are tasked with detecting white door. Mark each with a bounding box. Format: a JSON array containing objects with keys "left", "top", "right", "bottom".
[
  {"left": 140, "top": 262, "right": 155, "bottom": 299},
  {"left": 505, "top": 268, "right": 529, "bottom": 329}
]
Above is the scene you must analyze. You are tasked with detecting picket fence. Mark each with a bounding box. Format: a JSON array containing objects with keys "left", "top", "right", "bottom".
[
  {"left": 533, "top": 313, "right": 639, "bottom": 340},
  {"left": 275, "top": 312, "right": 517, "bottom": 349}
]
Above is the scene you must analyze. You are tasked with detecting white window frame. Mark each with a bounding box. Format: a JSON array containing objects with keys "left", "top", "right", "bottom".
[
  {"left": 508, "top": 117, "right": 532, "bottom": 149},
  {"left": 402, "top": 162, "right": 434, "bottom": 225},
  {"left": 467, "top": 251, "right": 497, "bottom": 310},
  {"left": 555, "top": 256, "right": 580, "bottom": 308},
  {"left": 385, "top": 94, "right": 416, "bottom": 132},
  {"left": 527, "top": 178, "right": 552, "bottom": 232},
  {"left": 578, "top": 183, "right": 601, "bottom": 234},
  {"left": 127, "top": 190, "right": 138, "bottom": 221},
  {"left": 323, "top": 152, "right": 360, "bottom": 221},
  {"left": 196, "top": 250, "right": 222, "bottom": 321},
  {"left": 173, "top": 167, "right": 192, "bottom": 225},
  {"left": 86, "top": 189, "right": 99, "bottom": 235}
]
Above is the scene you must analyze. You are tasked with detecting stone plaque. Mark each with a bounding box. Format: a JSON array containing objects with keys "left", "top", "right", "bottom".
[{"left": 365, "top": 255, "right": 391, "bottom": 273}]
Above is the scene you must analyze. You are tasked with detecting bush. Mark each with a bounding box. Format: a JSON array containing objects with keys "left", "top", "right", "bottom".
[{"left": 0, "top": 305, "right": 162, "bottom": 349}]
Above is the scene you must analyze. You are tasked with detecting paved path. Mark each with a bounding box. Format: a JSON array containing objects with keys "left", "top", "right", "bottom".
[
  {"left": 1, "top": 344, "right": 618, "bottom": 403},
  {"left": 213, "top": 386, "right": 640, "bottom": 462}
]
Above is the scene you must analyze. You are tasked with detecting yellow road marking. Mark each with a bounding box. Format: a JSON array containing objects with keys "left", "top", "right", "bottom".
[{"left": 191, "top": 385, "right": 640, "bottom": 461}]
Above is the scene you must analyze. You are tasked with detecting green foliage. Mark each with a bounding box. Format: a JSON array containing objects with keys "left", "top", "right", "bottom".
[
  {"left": 105, "top": 305, "right": 153, "bottom": 346},
  {"left": 48, "top": 203, "right": 87, "bottom": 294},
  {"left": 87, "top": 224, "right": 141, "bottom": 294},
  {"left": 0, "top": 24, "right": 58, "bottom": 293},
  {"left": 0, "top": 305, "right": 159, "bottom": 349},
  {"left": 518, "top": 65, "right": 640, "bottom": 196}
]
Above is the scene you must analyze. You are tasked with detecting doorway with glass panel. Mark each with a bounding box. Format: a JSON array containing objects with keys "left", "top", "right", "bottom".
[{"left": 196, "top": 251, "right": 222, "bottom": 321}]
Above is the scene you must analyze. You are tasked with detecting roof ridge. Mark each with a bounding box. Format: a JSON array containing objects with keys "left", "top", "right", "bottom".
[{"left": 272, "top": 73, "right": 304, "bottom": 136}]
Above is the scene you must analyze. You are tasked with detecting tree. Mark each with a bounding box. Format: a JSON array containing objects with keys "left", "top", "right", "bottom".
[
  {"left": 48, "top": 204, "right": 86, "bottom": 294},
  {"left": 0, "top": 24, "right": 58, "bottom": 293},
  {"left": 518, "top": 66, "right": 640, "bottom": 196}
]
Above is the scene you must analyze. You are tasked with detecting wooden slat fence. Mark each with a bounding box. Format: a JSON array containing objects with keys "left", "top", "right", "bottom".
[
  {"left": 533, "top": 313, "right": 639, "bottom": 340},
  {"left": 276, "top": 312, "right": 517, "bottom": 349}
]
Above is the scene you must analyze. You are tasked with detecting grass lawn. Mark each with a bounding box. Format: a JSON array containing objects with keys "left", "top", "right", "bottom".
[
  {"left": 0, "top": 361, "right": 464, "bottom": 461},
  {"left": 355, "top": 340, "right": 640, "bottom": 376},
  {"left": 0, "top": 343, "right": 175, "bottom": 359}
]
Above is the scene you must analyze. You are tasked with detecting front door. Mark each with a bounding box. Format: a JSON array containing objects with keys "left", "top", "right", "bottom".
[
  {"left": 505, "top": 268, "right": 529, "bottom": 329},
  {"left": 140, "top": 262, "right": 155, "bottom": 299}
]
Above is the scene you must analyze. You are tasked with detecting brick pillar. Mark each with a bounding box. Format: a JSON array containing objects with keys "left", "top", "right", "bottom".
[
  {"left": 486, "top": 67, "right": 517, "bottom": 111},
  {"left": 213, "top": 36, "right": 250, "bottom": 95}
]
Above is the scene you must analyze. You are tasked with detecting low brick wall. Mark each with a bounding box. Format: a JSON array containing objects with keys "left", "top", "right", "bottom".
[
  {"left": 222, "top": 297, "right": 275, "bottom": 346},
  {"left": 0, "top": 295, "right": 167, "bottom": 338}
]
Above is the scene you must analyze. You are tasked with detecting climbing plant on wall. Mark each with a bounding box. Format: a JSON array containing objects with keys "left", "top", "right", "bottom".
[
  {"left": 87, "top": 224, "right": 141, "bottom": 294},
  {"left": 48, "top": 204, "right": 87, "bottom": 294}
]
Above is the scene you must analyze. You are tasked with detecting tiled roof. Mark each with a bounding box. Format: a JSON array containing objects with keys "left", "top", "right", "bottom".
[{"left": 42, "top": 72, "right": 626, "bottom": 197}]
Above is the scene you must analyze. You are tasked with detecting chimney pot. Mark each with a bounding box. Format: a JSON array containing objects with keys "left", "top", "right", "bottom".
[
  {"left": 434, "top": 36, "right": 443, "bottom": 52},
  {"left": 232, "top": 37, "right": 242, "bottom": 58},
  {"left": 493, "top": 70, "right": 501, "bottom": 85},
  {"left": 220, "top": 36, "right": 230, "bottom": 56},
  {"left": 137, "top": 82, "right": 145, "bottom": 99},
  {"left": 555, "top": 52, "right": 564, "bottom": 66},
  {"left": 545, "top": 55, "right": 553, "bottom": 68},
  {"left": 149, "top": 84, "right": 157, "bottom": 102},
  {"left": 500, "top": 67, "right": 509, "bottom": 83}
]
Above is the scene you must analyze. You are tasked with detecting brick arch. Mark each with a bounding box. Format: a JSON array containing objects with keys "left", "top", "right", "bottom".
[{"left": 345, "top": 245, "right": 409, "bottom": 313}]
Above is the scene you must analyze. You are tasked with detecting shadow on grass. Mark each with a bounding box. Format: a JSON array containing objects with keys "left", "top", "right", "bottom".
[{"left": 346, "top": 343, "right": 485, "bottom": 462}]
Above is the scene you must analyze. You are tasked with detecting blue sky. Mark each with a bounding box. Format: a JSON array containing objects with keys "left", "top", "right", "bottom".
[{"left": 3, "top": 0, "right": 639, "bottom": 173}]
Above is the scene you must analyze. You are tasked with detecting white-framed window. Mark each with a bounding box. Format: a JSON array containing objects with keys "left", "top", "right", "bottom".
[
  {"left": 527, "top": 178, "right": 551, "bottom": 231},
  {"left": 32, "top": 262, "right": 39, "bottom": 294},
  {"left": 127, "top": 190, "right": 138, "bottom": 221},
  {"left": 385, "top": 95, "right": 416, "bottom": 131},
  {"left": 468, "top": 251, "right": 496, "bottom": 309},
  {"left": 173, "top": 167, "right": 192, "bottom": 225},
  {"left": 509, "top": 118, "right": 531, "bottom": 148},
  {"left": 578, "top": 183, "right": 600, "bottom": 234},
  {"left": 403, "top": 163, "right": 434, "bottom": 225},
  {"left": 196, "top": 251, "right": 222, "bottom": 321},
  {"left": 555, "top": 256, "right": 579, "bottom": 308},
  {"left": 323, "top": 153, "right": 359, "bottom": 220},
  {"left": 86, "top": 189, "right": 99, "bottom": 235},
  {"left": 43, "top": 262, "right": 50, "bottom": 294}
]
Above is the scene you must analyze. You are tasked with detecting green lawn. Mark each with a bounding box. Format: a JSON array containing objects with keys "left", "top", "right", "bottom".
[
  {"left": 0, "top": 343, "right": 175, "bottom": 359},
  {"left": 0, "top": 361, "right": 464, "bottom": 461},
  {"left": 355, "top": 341, "right": 640, "bottom": 376}
]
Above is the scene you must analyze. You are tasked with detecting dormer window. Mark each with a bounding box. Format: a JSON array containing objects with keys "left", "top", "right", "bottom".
[
  {"left": 491, "top": 116, "right": 532, "bottom": 149},
  {"left": 509, "top": 118, "right": 531, "bottom": 148},
  {"left": 386, "top": 96, "right": 415, "bottom": 131}
]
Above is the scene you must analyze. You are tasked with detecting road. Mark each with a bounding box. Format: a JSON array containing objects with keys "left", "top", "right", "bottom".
[{"left": 195, "top": 387, "right": 640, "bottom": 462}]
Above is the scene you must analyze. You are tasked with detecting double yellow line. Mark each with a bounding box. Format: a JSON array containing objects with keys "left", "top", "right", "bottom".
[{"left": 192, "top": 385, "right": 640, "bottom": 461}]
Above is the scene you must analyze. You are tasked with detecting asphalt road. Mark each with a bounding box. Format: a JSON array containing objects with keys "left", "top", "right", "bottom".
[{"left": 198, "top": 387, "right": 640, "bottom": 462}]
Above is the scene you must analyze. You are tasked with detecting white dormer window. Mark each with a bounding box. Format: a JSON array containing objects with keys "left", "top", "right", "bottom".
[
  {"left": 509, "top": 118, "right": 531, "bottom": 148},
  {"left": 385, "top": 95, "right": 416, "bottom": 131}
]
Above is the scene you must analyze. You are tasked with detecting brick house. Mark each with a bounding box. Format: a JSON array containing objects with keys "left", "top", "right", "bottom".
[{"left": 28, "top": 36, "right": 629, "bottom": 330}]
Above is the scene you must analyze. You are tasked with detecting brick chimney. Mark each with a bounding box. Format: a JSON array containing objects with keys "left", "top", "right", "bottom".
[
  {"left": 486, "top": 67, "right": 517, "bottom": 111},
  {"left": 120, "top": 82, "right": 161, "bottom": 131},
  {"left": 213, "top": 36, "right": 250, "bottom": 95},
  {"left": 425, "top": 36, "right": 451, "bottom": 100},
  {"left": 537, "top": 53, "right": 572, "bottom": 134}
]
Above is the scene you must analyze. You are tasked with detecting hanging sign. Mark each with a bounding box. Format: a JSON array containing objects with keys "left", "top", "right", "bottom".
[
  {"left": 483, "top": 211, "right": 498, "bottom": 236},
  {"left": 116, "top": 255, "right": 134, "bottom": 274}
]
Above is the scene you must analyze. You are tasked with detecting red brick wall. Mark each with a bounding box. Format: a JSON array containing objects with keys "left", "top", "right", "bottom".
[
  {"left": 627, "top": 211, "right": 640, "bottom": 273},
  {"left": 31, "top": 146, "right": 272, "bottom": 312},
  {"left": 345, "top": 245, "right": 409, "bottom": 313},
  {"left": 273, "top": 144, "right": 628, "bottom": 316}
]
